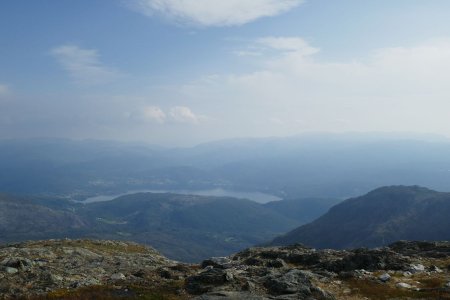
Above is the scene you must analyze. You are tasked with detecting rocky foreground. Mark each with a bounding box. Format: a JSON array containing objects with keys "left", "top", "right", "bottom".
[{"left": 1, "top": 240, "right": 450, "bottom": 299}]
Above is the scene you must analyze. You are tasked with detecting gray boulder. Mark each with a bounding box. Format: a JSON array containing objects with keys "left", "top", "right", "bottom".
[
  {"left": 186, "top": 268, "right": 235, "bottom": 294},
  {"left": 4, "top": 267, "right": 18, "bottom": 274},
  {"left": 378, "top": 273, "right": 391, "bottom": 282},
  {"left": 1, "top": 257, "right": 34, "bottom": 270},
  {"left": 264, "top": 269, "right": 334, "bottom": 299}
]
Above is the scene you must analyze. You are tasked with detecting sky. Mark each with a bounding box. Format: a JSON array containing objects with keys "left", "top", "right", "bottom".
[{"left": 1, "top": 0, "right": 450, "bottom": 146}]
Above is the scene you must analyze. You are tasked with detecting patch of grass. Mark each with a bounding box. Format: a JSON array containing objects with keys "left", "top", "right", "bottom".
[
  {"left": 31, "top": 282, "right": 188, "bottom": 300},
  {"left": 419, "top": 277, "right": 447, "bottom": 289},
  {"left": 40, "top": 285, "right": 133, "bottom": 300},
  {"left": 21, "top": 239, "right": 151, "bottom": 255},
  {"left": 63, "top": 240, "right": 150, "bottom": 255},
  {"left": 432, "top": 257, "right": 450, "bottom": 270},
  {"left": 347, "top": 278, "right": 450, "bottom": 300}
]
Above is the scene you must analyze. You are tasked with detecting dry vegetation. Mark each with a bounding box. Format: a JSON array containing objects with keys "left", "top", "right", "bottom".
[
  {"left": 3, "top": 240, "right": 450, "bottom": 300},
  {"left": 31, "top": 282, "right": 188, "bottom": 300}
]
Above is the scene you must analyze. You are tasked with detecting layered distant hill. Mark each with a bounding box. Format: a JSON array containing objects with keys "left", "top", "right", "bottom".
[
  {"left": 4, "top": 133, "right": 450, "bottom": 199},
  {"left": 272, "top": 186, "right": 450, "bottom": 248},
  {"left": 1, "top": 192, "right": 332, "bottom": 262}
]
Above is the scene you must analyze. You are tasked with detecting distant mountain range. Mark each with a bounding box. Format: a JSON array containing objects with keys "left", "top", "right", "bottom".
[
  {"left": 4, "top": 133, "right": 450, "bottom": 200},
  {"left": 0, "top": 192, "right": 335, "bottom": 262},
  {"left": 271, "top": 185, "right": 450, "bottom": 248},
  {"left": 2, "top": 185, "right": 450, "bottom": 261}
]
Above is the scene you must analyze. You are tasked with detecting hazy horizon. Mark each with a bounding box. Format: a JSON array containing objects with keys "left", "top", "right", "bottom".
[
  {"left": 2, "top": 130, "right": 450, "bottom": 148},
  {"left": 2, "top": 1, "right": 450, "bottom": 146}
]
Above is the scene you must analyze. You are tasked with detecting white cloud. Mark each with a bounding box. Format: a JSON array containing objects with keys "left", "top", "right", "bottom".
[
  {"left": 178, "top": 38, "right": 450, "bottom": 137},
  {"left": 127, "top": 0, "right": 303, "bottom": 26},
  {"left": 232, "top": 37, "right": 318, "bottom": 60},
  {"left": 169, "top": 106, "right": 199, "bottom": 124},
  {"left": 257, "top": 37, "right": 319, "bottom": 55},
  {"left": 136, "top": 105, "right": 201, "bottom": 124},
  {"left": 233, "top": 50, "right": 263, "bottom": 57},
  {"left": 51, "top": 45, "right": 122, "bottom": 85},
  {"left": 142, "top": 106, "right": 167, "bottom": 123}
]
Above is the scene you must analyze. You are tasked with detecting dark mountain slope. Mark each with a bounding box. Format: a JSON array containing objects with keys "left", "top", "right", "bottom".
[
  {"left": 271, "top": 186, "right": 450, "bottom": 248},
  {"left": 0, "top": 194, "right": 87, "bottom": 241},
  {"left": 79, "top": 193, "right": 300, "bottom": 261}
]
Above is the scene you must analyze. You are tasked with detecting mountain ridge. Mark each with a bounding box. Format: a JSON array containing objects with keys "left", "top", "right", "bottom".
[{"left": 271, "top": 185, "right": 450, "bottom": 249}]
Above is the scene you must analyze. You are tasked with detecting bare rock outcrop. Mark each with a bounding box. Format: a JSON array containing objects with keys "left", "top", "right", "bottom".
[{"left": 1, "top": 239, "right": 450, "bottom": 299}]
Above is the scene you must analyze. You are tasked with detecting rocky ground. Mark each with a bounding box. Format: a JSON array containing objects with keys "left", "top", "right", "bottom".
[{"left": 0, "top": 239, "right": 450, "bottom": 299}]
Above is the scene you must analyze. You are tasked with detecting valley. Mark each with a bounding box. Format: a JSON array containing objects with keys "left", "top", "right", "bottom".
[
  {"left": 0, "top": 192, "right": 335, "bottom": 262},
  {"left": 2, "top": 184, "right": 450, "bottom": 265}
]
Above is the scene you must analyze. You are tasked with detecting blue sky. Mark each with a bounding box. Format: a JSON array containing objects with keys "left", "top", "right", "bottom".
[{"left": 1, "top": 0, "right": 450, "bottom": 145}]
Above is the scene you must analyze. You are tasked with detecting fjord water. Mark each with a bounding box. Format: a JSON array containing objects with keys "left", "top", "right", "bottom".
[{"left": 83, "top": 188, "right": 282, "bottom": 204}]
